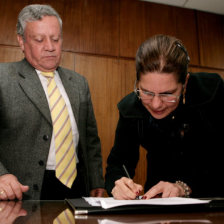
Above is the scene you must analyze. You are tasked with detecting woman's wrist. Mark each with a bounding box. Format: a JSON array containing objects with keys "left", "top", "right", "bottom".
[{"left": 175, "top": 180, "right": 191, "bottom": 197}]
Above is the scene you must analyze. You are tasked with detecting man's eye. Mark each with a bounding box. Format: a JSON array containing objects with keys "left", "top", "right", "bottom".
[{"left": 35, "top": 39, "right": 43, "bottom": 42}]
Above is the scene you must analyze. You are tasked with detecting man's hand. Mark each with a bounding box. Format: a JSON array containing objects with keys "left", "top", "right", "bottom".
[
  {"left": 111, "top": 177, "right": 143, "bottom": 200},
  {"left": 0, "top": 174, "right": 29, "bottom": 201},
  {"left": 142, "top": 181, "right": 185, "bottom": 199},
  {"left": 0, "top": 201, "right": 27, "bottom": 224},
  {"left": 90, "top": 188, "right": 105, "bottom": 197}
]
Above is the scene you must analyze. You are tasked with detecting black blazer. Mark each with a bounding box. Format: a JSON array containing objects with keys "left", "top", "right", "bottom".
[{"left": 105, "top": 73, "right": 224, "bottom": 197}]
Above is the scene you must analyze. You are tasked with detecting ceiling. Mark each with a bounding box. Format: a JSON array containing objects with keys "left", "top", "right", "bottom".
[{"left": 141, "top": 0, "right": 224, "bottom": 15}]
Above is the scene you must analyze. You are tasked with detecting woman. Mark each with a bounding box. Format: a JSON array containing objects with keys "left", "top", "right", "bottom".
[{"left": 105, "top": 34, "right": 224, "bottom": 200}]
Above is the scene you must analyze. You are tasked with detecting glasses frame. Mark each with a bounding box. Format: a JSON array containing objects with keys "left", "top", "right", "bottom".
[{"left": 134, "top": 80, "right": 183, "bottom": 103}]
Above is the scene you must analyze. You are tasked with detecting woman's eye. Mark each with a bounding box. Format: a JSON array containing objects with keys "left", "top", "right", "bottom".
[{"left": 144, "top": 91, "right": 152, "bottom": 95}]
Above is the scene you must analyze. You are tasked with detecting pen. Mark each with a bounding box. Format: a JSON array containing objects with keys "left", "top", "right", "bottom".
[
  {"left": 122, "top": 164, "right": 141, "bottom": 200},
  {"left": 122, "top": 164, "right": 131, "bottom": 179}
]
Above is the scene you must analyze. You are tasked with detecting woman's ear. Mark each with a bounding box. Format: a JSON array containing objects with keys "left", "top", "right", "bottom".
[{"left": 185, "top": 73, "right": 190, "bottom": 88}]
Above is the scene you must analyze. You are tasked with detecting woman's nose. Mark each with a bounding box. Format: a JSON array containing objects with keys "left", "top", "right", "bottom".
[{"left": 150, "top": 95, "right": 163, "bottom": 109}]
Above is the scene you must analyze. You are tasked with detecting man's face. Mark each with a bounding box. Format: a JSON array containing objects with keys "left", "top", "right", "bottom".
[{"left": 17, "top": 16, "right": 62, "bottom": 72}]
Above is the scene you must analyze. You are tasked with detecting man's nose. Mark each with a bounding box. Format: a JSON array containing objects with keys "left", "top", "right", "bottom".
[{"left": 44, "top": 38, "right": 55, "bottom": 51}]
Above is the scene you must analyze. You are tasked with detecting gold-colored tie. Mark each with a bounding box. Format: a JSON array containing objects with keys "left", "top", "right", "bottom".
[
  {"left": 53, "top": 208, "right": 75, "bottom": 224},
  {"left": 41, "top": 72, "right": 77, "bottom": 188}
]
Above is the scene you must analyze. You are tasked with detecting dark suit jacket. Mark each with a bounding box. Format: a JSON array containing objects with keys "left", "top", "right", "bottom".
[{"left": 0, "top": 58, "right": 104, "bottom": 199}]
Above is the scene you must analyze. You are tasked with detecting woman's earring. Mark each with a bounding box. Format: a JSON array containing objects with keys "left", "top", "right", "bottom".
[
  {"left": 183, "top": 94, "right": 186, "bottom": 104},
  {"left": 182, "top": 85, "right": 186, "bottom": 104}
]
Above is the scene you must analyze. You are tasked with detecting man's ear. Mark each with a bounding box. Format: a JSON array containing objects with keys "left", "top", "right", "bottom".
[{"left": 17, "top": 35, "right": 25, "bottom": 52}]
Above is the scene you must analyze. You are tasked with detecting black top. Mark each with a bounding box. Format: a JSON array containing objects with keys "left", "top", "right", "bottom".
[{"left": 105, "top": 72, "right": 224, "bottom": 198}]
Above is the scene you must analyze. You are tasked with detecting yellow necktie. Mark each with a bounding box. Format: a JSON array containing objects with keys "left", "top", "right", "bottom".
[
  {"left": 41, "top": 72, "right": 77, "bottom": 188},
  {"left": 53, "top": 208, "right": 75, "bottom": 224}
]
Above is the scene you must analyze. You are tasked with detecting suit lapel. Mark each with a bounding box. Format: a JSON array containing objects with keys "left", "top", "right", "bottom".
[
  {"left": 17, "top": 59, "right": 52, "bottom": 124},
  {"left": 57, "top": 67, "right": 80, "bottom": 126}
]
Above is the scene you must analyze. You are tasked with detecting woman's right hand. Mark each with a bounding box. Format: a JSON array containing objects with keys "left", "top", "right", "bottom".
[{"left": 111, "top": 177, "right": 143, "bottom": 200}]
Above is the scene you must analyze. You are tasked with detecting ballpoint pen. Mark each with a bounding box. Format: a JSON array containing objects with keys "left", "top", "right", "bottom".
[
  {"left": 122, "top": 164, "right": 141, "bottom": 200},
  {"left": 122, "top": 164, "right": 131, "bottom": 179}
]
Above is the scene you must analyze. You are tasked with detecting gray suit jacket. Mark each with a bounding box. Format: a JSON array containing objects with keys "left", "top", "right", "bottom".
[{"left": 0, "top": 58, "right": 104, "bottom": 199}]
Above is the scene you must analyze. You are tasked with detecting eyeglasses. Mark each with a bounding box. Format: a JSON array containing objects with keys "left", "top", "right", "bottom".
[
  {"left": 134, "top": 89, "right": 181, "bottom": 103},
  {"left": 134, "top": 80, "right": 182, "bottom": 103}
]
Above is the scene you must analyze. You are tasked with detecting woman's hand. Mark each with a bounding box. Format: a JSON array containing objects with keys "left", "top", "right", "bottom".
[
  {"left": 142, "top": 181, "right": 186, "bottom": 199},
  {"left": 111, "top": 177, "right": 143, "bottom": 200}
]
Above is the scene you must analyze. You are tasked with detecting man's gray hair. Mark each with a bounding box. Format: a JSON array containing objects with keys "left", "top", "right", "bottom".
[{"left": 16, "top": 4, "right": 62, "bottom": 39}]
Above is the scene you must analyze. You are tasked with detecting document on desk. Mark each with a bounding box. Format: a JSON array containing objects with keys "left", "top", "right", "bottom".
[
  {"left": 97, "top": 218, "right": 212, "bottom": 224},
  {"left": 65, "top": 197, "right": 212, "bottom": 214},
  {"left": 83, "top": 197, "right": 210, "bottom": 209}
]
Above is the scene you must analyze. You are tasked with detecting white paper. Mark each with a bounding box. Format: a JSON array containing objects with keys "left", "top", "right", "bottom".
[
  {"left": 98, "top": 218, "right": 212, "bottom": 224},
  {"left": 83, "top": 197, "right": 210, "bottom": 209}
]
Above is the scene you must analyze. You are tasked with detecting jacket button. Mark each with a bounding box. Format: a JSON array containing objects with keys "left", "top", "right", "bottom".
[
  {"left": 39, "top": 160, "right": 44, "bottom": 166},
  {"left": 43, "top": 135, "right": 49, "bottom": 141}
]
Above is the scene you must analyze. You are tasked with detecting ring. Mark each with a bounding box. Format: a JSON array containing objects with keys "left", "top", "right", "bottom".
[{"left": 0, "top": 190, "right": 5, "bottom": 195}]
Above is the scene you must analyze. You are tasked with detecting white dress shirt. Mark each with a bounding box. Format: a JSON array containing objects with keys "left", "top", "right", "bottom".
[{"left": 36, "top": 69, "right": 79, "bottom": 170}]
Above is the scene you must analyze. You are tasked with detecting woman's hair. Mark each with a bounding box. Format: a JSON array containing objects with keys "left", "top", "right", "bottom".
[
  {"left": 16, "top": 4, "right": 62, "bottom": 40},
  {"left": 136, "top": 34, "right": 190, "bottom": 84}
]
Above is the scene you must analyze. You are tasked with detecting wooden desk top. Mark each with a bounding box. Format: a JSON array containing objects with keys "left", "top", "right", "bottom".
[{"left": 1, "top": 200, "right": 224, "bottom": 223}]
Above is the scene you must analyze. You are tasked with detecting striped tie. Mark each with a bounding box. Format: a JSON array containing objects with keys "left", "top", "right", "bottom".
[
  {"left": 53, "top": 208, "right": 75, "bottom": 224},
  {"left": 41, "top": 72, "right": 77, "bottom": 188}
]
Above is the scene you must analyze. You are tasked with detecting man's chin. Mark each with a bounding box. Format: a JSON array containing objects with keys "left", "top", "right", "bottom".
[{"left": 40, "top": 62, "right": 59, "bottom": 71}]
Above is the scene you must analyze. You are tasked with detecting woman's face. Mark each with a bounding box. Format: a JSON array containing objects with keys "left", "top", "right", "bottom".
[{"left": 138, "top": 72, "right": 184, "bottom": 119}]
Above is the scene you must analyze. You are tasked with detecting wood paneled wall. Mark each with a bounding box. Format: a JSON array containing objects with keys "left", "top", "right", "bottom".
[{"left": 0, "top": 0, "right": 224, "bottom": 190}]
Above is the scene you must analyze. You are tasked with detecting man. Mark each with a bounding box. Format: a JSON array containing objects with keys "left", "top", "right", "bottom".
[{"left": 0, "top": 4, "right": 104, "bottom": 200}]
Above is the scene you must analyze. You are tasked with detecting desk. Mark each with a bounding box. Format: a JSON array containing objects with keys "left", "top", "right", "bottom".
[{"left": 1, "top": 200, "right": 224, "bottom": 223}]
